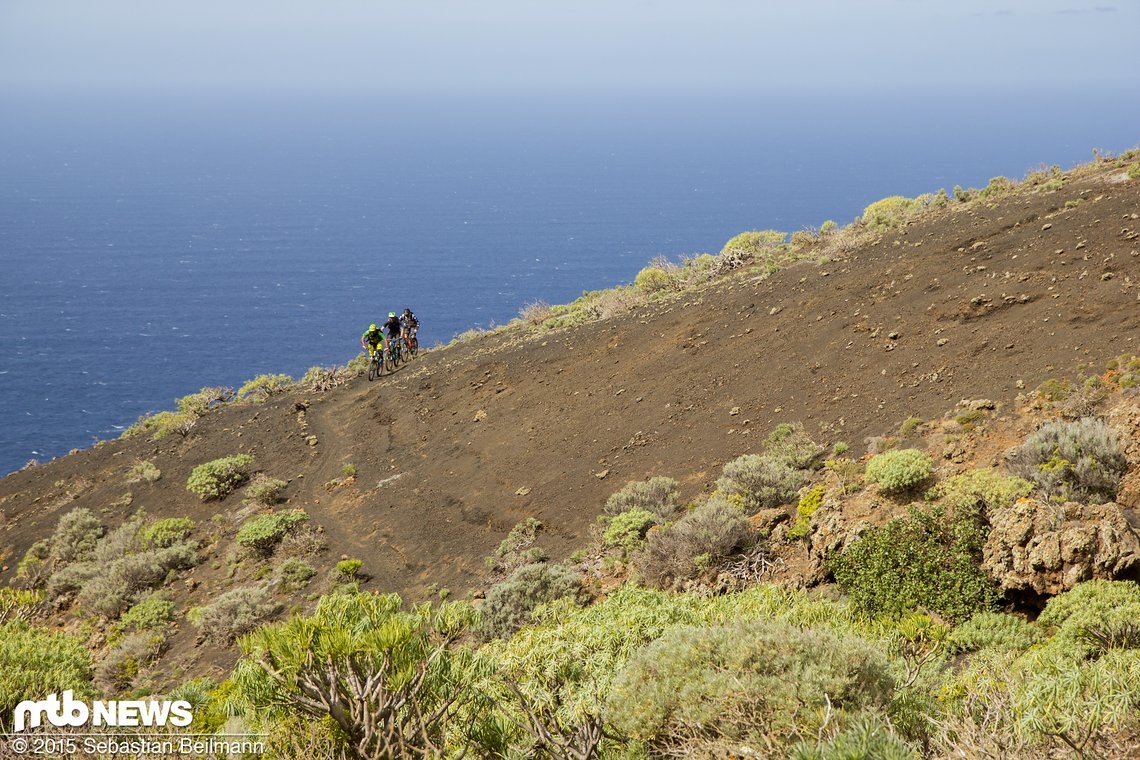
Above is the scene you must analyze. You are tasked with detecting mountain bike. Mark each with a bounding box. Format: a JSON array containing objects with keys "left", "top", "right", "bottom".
[
  {"left": 367, "top": 348, "right": 384, "bottom": 381},
  {"left": 385, "top": 338, "right": 402, "bottom": 372},
  {"left": 405, "top": 326, "right": 419, "bottom": 359}
]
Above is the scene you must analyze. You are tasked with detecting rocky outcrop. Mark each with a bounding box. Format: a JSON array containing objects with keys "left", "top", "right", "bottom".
[{"left": 983, "top": 497, "right": 1140, "bottom": 597}]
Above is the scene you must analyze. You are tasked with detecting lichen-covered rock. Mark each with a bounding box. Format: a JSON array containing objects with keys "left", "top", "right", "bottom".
[
  {"left": 1117, "top": 469, "right": 1140, "bottom": 509},
  {"left": 800, "top": 506, "right": 869, "bottom": 585},
  {"left": 983, "top": 497, "right": 1140, "bottom": 597}
]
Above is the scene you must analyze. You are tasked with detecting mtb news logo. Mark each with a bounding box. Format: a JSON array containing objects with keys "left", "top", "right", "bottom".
[{"left": 12, "top": 690, "right": 193, "bottom": 732}]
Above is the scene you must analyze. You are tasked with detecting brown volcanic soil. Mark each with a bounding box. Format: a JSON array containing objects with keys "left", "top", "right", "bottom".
[{"left": 1, "top": 163, "right": 1139, "bottom": 673}]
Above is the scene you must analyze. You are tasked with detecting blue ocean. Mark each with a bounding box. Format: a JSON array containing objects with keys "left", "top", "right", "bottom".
[{"left": 1, "top": 87, "right": 1137, "bottom": 475}]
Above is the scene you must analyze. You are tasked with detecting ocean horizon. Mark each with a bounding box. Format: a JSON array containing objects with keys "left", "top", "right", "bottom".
[{"left": 1, "top": 85, "right": 1137, "bottom": 475}]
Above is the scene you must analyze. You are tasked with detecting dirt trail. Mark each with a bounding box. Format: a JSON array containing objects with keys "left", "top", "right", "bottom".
[{"left": 3, "top": 165, "right": 1139, "bottom": 608}]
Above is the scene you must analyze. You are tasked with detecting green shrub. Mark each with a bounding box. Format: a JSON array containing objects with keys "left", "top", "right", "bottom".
[
  {"left": 955, "top": 409, "right": 986, "bottom": 430},
  {"left": 1035, "top": 377, "right": 1072, "bottom": 401},
  {"left": 125, "top": 459, "right": 161, "bottom": 484},
  {"left": 688, "top": 252, "right": 717, "bottom": 271},
  {"left": 1008, "top": 417, "right": 1127, "bottom": 503},
  {"left": 0, "top": 621, "right": 94, "bottom": 724},
  {"left": 186, "top": 454, "right": 255, "bottom": 500},
  {"left": 604, "top": 476, "right": 680, "bottom": 519},
  {"left": 607, "top": 620, "right": 895, "bottom": 755},
  {"left": 1037, "top": 581, "right": 1140, "bottom": 645},
  {"left": 1128, "top": 163, "right": 1140, "bottom": 180},
  {"left": 96, "top": 631, "right": 165, "bottom": 693},
  {"left": 189, "top": 585, "right": 281, "bottom": 645},
  {"left": 0, "top": 589, "right": 45, "bottom": 624},
  {"left": 277, "top": 559, "right": 317, "bottom": 591},
  {"left": 947, "top": 612, "right": 1042, "bottom": 655},
  {"left": 720, "top": 229, "right": 787, "bottom": 257},
  {"left": 51, "top": 507, "right": 105, "bottom": 565},
  {"left": 176, "top": 386, "right": 234, "bottom": 415},
  {"left": 898, "top": 416, "right": 923, "bottom": 437},
  {"left": 633, "top": 265, "right": 675, "bottom": 294},
  {"left": 341, "top": 463, "right": 357, "bottom": 478},
  {"left": 635, "top": 499, "right": 757, "bottom": 589},
  {"left": 716, "top": 453, "right": 805, "bottom": 508},
  {"left": 122, "top": 410, "right": 197, "bottom": 440},
  {"left": 826, "top": 456, "right": 864, "bottom": 494},
  {"left": 787, "top": 484, "right": 826, "bottom": 539},
  {"left": 74, "top": 544, "right": 198, "bottom": 619},
  {"left": 864, "top": 448, "right": 933, "bottom": 494},
  {"left": 478, "top": 583, "right": 886, "bottom": 757},
  {"left": 765, "top": 422, "right": 825, "bottom": 469},
  {"left": 138, "top": 517, "right": 195, "bottom": 549},
  {"left": 941, "top": 615, "right": 1140, "bottom": 756},
  {"left": 862, "top": 196, "right": 917, "bottom": 227},
  {"left": 335, "top": 558, "right": 363, "bottom": 579},
  {"left": 601, "top": 509, "right": 659, "bottom": 553},
  {"left": 236, "top": 510, "right": 309, "bottom": 557},
  {"left": 117, "top": 594, "right": 176, "bottom": 634},
  {"left": 977, "top": 175, "right": 1014, "bottom": 199},
  {"left": 486, "top": 518, "right": 546, "bottom": 574},
  {"left": 790, "top": 716, "right": 919, "bottom": 760},
  {"left": 831, "top": 506, "right": 996, "bottom": 622},
  {"left": 234, "top": 593, "right": 481, "bottom": 758},
  {"left": 17, "top": 507, "right": 104, "bottom": 587},
  {"left": 45, "top": 516, "right": 199, "bottom": 619},
  {"left": 15, "top": 543, "right": 50, "bottom": 588},
  {"left": 932, "top": 468, "right": 1033, "bottom": 515},
  {"left": 480, "top": 563, "right": 585, "bottom": 640},
  {"left": 243, "top": 474, "right": 288, "bottom": 506},
  {"left": 236, "top": 373, "right": 294, "bottom": 402}
]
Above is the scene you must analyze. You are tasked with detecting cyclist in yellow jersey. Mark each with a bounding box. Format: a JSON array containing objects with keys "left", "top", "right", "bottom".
[{"left": 361, "top": 323, "right": 387, "bottom": 359}]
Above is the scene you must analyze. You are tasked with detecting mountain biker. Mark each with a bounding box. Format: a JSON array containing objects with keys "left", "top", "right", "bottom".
[
  {"left": 361, "top": 323, "right": 387, "bottom": 360},
  {"left": 400, "top": 307, "right": 419, "bottom": 348},
  {"left": 382, "top": 312, "right": 403, "bottom": 352}
]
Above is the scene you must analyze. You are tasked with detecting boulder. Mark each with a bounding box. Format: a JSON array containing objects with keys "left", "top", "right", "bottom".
[{"left": 983, "top": 498, "right": 1140, "bottom": 597}]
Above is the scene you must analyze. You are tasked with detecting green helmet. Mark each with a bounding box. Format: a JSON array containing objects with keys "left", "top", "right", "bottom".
[
  {"left": 388, "top": 312, "right": 396, "bottom": 318},
  {"left": 369, "top": 323, "right": 378, "bottom": 331}
]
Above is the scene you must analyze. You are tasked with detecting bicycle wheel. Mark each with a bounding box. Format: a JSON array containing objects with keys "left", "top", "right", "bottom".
[
  {"left": 368, "top": 357, "right": 379, "bottom": 381},
  {"left": 385, "top": 348, "right": 396, "bottom": 372},
  {"left": 408, "top": 336, "right": 418, "bottom": 358}
]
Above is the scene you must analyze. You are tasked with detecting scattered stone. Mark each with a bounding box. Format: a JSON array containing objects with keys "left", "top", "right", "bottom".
[
  {"left": 729, "top": 406, "right": 741, "bottom": 416},
  {"left": 937, "top": 338, "right": 949, "bottom": 347},
  {"left": 473, "top": 409, "right": 487, "bottom": 422},
  {"left": 1041, "top": 223, "right": 1052, "bottom": 231},
  {"left": 515, "top": 486, "right": 531, "bottom": 497},
  {"left": 305, "top": 435, "right": 318, "bottom": 447},
  {"left": 1102, "top": 272, "right": 1115, "bottom": 281},
  {"left": 888, "top": 331, "right": 900, "bottom": 340},
  {"left": 594, "top": 469, "right": 609, "bottom": 479}
]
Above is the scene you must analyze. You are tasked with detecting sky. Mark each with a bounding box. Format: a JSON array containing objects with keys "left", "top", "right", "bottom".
[{"left": 1, "top": 0, "right": 1137, "bottom": 93}]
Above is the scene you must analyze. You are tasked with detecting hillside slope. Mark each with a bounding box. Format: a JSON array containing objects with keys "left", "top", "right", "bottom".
[{"left": 1, "top": 160, "right": 1138, "bottom": 656}]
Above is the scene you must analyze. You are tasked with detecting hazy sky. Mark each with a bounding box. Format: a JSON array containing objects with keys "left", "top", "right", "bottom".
[{"left": 1, "top": 0, "right": 1137, "bottom": 92}]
